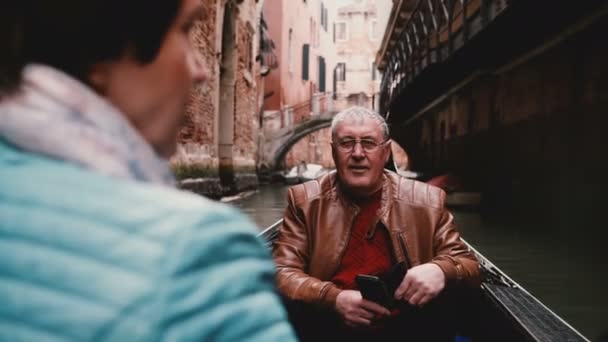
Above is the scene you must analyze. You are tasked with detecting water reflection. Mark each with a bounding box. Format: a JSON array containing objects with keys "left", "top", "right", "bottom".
[
  {"left": 231, "top": 184, "right": 608, "bottom": 339},
  {"left": 230, "top": 184, "right": 289, "bottom": 230},
  {"left": 454, "top": 211, "right": 608, "bottom": 340}
]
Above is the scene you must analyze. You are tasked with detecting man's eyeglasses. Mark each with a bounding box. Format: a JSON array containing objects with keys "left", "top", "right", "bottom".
[{"left": 332, "top": 138, "right": 388, "bottom": 153}]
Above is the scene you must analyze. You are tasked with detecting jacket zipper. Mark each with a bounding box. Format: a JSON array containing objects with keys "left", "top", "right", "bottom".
[
  {"left": 397, "top": 233, "right": 413, "bottom": 269},
  {"left": 365, "top": 218, "right": 379, "bottom": 239},
  {"left": 329, "top": 207, "right": 359, "bottom": 278}
]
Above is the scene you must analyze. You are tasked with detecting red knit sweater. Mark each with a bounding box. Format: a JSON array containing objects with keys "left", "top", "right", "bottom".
[{"left": 331, "top": 190, "right": 393, "bottom": 290}]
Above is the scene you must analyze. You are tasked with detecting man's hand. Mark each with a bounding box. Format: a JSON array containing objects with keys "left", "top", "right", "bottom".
[
  {"left": 335, "top": 290, "right": 391, "bottom": 327},
  {"left": 394, "top": 263, "right": 445, "bottom": 306}
]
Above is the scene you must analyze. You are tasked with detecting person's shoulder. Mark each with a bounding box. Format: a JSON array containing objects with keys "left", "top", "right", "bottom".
[
  {"left": 0, "top": 144, "right": 255, "bottom": 240},
  {"left": 287, "top": 171, "right": 335, "bottom": 204},
  {"left": 387, "top": 171, "right": 446, "bottom": 210}
]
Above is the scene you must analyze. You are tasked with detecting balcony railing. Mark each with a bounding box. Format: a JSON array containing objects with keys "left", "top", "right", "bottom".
[
  {"left": 312, "top": 92, "right": 334, "bottom": 116},
  {"left": 379, "top": 0, "right": 510, "bottom": 115},
  {"left": 279, "top": 92, "right": 335, "bottom": 129}
]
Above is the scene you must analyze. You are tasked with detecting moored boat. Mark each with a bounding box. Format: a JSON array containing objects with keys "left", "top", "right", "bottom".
[{"left": 284, "top": 163, "right": 329, "bottom": 184}]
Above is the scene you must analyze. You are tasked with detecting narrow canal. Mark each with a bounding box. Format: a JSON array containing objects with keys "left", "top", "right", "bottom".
[{"left": 231, "top": 183, "right": 608, "bottom": 340}]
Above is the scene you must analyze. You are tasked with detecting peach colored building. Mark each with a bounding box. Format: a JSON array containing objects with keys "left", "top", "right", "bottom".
[
  {"left": 263, "top": 0, "right": 337, "bottom": 113},
  {"left": 334, "top": 0, "right": 392, "bottom": 111},
  {"left": 262, "top": 0, "right": 408, "bottom": 171},
  {"left": 263, "top": 0, "right": 338, "bottom": 169},
  {"left": 332, "top": 0, "right": 409, "bottom": 170}
]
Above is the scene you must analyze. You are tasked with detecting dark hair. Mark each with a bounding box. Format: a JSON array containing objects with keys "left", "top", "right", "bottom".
[{"left": 0, "top": 0, "right": 181, "bottom": 95}]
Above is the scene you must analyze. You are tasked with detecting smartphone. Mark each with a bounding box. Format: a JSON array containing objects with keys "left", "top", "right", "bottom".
[{"left": 355, "top": 274, "right": 392, "bottom": 308}]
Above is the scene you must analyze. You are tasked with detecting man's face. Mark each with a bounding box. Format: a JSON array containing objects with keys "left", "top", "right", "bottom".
[{"left": 332, "top": 117, "right": 390, "bottom": 196}]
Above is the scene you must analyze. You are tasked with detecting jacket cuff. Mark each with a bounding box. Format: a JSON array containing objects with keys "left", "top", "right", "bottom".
[
  {"left": 320, "top": 283, "right": 342, "bottom": 308},
  {"left": 430, "top": 257, "right": 458, "bottom": 282}
]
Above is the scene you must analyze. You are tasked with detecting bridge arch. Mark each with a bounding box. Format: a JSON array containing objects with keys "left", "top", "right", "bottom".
[
  {"left": 273, "top": 121, "right": 332, "bottom": 170},
  {"left": 258, "top": 114, "right": 335, "bottom": 172}
]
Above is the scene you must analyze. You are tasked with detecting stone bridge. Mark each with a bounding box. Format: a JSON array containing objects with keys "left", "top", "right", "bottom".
[{"left": 258, "top": 113, "right": 337, "bottom": 172}]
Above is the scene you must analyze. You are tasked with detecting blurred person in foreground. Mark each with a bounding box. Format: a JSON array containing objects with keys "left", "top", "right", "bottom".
[
  {"left": 0, "top": 0, "right": 295, "bottom": 341},
  {"left": 273, "top": 106, "right": 481, "bottom": 341}
]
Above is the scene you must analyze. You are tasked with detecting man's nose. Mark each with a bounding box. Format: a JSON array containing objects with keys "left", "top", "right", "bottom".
[
  {"left": 351, "top": 142, "right": 365, "bottom": 158},
  {"left": 190, "top": 50, "right": 208, "bottom": 84}
]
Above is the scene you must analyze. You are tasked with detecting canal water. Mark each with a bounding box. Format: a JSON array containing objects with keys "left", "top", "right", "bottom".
[{"left": 231, "top": 183, "right": 608, "bottom": 340}]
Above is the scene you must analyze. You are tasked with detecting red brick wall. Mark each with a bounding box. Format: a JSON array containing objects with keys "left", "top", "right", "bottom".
[
  {"left": 234, "top": 18, "right": 259, "bottom": 170},
  {"left": 180, "top": 0, "right": 218, "bottom": 148},
  {"left": 262, "top": 0, "right": 283, "bottom": 111},
  {"left": 174, "top": 0, "right": 262, "bottom": 178}
]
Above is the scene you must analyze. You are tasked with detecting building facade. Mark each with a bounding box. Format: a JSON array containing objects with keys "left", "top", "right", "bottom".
[
  {"left": 334, "top": 0, "right": 392, "bottom": 111},
  {"left": 262, "top": 0, "right": 339, "bottom": 170},
  {"left": 261, "top": 0, "right": 408, "bottom": 171},
  {"left": 172, "top": 0, "right": 273, "bottom": 196}
]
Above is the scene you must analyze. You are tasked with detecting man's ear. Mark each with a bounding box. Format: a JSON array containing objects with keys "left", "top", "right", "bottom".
[
  {"left": 384, "top": 140, "right": 392, "bottom": 163},
  {"left": 331, "top": 142, "right": 338, "bottom": 162}
]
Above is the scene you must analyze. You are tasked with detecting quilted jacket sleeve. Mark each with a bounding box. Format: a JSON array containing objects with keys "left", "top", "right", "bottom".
[{"left": 158, "top": 204, "right": 296, "bottom": 342}]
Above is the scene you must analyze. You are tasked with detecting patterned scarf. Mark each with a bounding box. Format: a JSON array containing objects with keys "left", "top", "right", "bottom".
[{"left": 0, "top": 64, "right": 175, "bottom": 186}]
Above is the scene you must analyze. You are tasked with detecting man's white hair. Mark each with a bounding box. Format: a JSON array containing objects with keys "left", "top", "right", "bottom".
[{"left": 330, "top": 106, "right": 389, "bottom": 140}]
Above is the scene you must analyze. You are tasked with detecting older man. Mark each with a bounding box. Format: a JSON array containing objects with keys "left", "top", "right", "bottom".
[{"left": 273, "top": 106, "right": 481, "bottom": 340}]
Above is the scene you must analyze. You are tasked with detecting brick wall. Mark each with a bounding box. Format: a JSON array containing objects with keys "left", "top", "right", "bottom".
[
  {"left": 233, "top": 18, "right": 259, "bottom": 172},
  {"left": 173, "top": 0, "right": 219, "bottom": 170},
  {"left": 173, "top": 0, "right": 262, "bottom": 184}
]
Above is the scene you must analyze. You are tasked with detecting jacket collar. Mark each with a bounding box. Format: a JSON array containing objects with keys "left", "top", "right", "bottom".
[
  {"left": 328, "top": 170, "right": 395, "bottom": 220},
  {"left": 0, "top": 64, "right": 175, "bottom": 185}
]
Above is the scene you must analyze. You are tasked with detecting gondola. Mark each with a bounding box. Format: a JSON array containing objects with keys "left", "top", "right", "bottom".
[{"left": 258, "top": 219, "right": 589, "bottom": 341}]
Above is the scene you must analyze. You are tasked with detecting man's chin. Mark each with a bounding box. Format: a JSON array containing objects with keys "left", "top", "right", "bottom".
[
  {"left": 341, "top": 180, "right": 372, "bottom": 193},
  {"left": 347, "top": 168, "right": 369, "bottom": 175},
  {"left": 342, "top": 174, "right": 368, "bottom": 183}
]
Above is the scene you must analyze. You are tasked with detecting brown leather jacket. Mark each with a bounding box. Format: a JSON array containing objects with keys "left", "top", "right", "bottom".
[{"left": 273, "top": 170, "right": 481, "bottom": 308}]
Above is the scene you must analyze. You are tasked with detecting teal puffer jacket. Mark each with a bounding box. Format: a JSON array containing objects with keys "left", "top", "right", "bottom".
[{"left": 0, "top": 141, "right": 296, "bottom": 341}]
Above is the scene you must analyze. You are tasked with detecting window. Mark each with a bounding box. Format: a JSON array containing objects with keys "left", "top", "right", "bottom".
[
  {"left": 318, "top": 56, "right": 326, "bottom": 92},
  {"left": 319, "top": 3, "right": 328, "bottom": 32},
  {"left": 336, "top": 22, "right": 347, "bottom": 41},
  {"left": 288, "top": 29, "right": 293, "bottom": 73},
  {"left": 333, "top": 22, "right": 335, "bottom": 42},
  {"left": 371, "top": 62, "right": 377, "bottom": 80},
  {"left": 320, "top": 3, "right": 324, "bottom": 29},
  {"left": 310, "top": 18, "right": 314, "bottom": 46},
  {"left": 243, "top": 24, "right": 254, "bottom": 72},
  {"left": 310, "top": 18, "right": 319, "bottom": 47},
  {"left": 336, "top": 62, "right": 346, "bottom": 81},
  {"left": 369, "top": 20, "right": 378, "bottom": 40},
  {"left": 302, "top": 44, "right": 310, "bottom": 80}
]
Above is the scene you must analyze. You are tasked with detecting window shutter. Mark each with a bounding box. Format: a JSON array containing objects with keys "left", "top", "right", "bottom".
[
  {"left": 302, "top": 44, "right": 310, "bottom": 80},
  {"left": 336, "top": 62, "right": 346, "bottom": 82},
  {"left": 333, "top": 22, "right": 336, "bottom": 42},
  {"left": 318, "top": 56, "right": 326, "bottom": 92},
  {"left": 372, "top": 62, "right": 377, "bottom": 80},
  {"left": 320, "top": 3, "right": 324, "bottom": 27}
]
